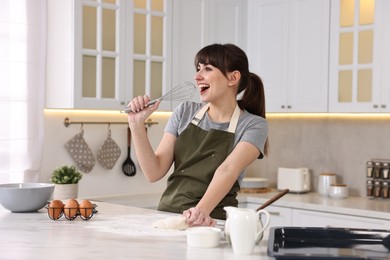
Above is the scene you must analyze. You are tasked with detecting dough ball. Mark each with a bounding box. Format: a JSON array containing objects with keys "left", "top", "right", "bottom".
[{"left": 152, "top": 215, "right": 188, "bottom": 230}]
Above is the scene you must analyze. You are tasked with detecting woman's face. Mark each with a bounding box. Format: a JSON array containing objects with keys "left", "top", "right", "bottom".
[{"left": 194, "top": 63, "right": 229, "bottom": 102}]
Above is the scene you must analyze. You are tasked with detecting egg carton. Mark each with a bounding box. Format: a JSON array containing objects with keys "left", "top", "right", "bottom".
[{"left": 45, "top": 202, "right": 98, "bottom": 221}]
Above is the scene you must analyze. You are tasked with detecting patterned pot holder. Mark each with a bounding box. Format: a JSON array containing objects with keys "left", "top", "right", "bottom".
[
  {"left": 64, "top": 129, "right": 96, "bottom": 173},
  {"left": 97, "top": 128, "right": 121, "bottom": 169}
]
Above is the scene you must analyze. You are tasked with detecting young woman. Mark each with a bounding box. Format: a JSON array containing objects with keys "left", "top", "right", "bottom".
[{"left": 127, "top": 43, "right": 268, "bottom": 227}]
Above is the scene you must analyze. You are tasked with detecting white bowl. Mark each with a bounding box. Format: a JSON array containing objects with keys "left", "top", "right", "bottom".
[
  {"left": 0, "top": 183, "right": 55, "bottom": 212},
  {"left": 186, "top": 227, "right": 221, "bottom": 248},
  {"left": 241, "top": 177, "right": 268, "bottom": 189},
  {"left": 328, "top": 184, "right": 348, "bottom": 199}
]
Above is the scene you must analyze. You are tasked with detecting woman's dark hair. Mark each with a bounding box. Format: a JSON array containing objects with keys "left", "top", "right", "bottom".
[
  {"left": 195, "top": 43, "right": 268, "bottom": 156},
  {"left": 194, "top": 43, "right": 266, "bottom": 118}
]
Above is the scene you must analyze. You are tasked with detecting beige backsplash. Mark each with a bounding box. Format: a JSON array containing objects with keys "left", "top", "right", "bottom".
[{"left": 42, "top": 110, "right": 390, "bottom": 198}]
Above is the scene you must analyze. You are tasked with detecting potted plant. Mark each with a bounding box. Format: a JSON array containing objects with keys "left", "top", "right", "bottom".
[{"left": 50, "top": 165, "right": 82, "bottom": 200}]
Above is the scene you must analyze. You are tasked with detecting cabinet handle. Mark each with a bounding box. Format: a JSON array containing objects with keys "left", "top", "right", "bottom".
[
  {"left": 120, "top": 101, "right": 126, "bottom": 105},
  {"left": 373, "top": 104, "right": 379, "bottom": 108},
  {"left": 268, "top": 211, "right": 281, "bottom": 216},
  {"left": 381, "top": 104, "right": 386, "bottom": 108},
  {"left": 281, "top": 105, "right": 285, "bottom": 109},
  {"left": 287, "top": 105, "right": 292, "bottom": 109}
]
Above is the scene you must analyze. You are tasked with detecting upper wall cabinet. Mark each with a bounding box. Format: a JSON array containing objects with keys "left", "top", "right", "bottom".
[
  {"left": 247, "top": 0, "right": 330, "bottom": 113},
  {"left": 171, "top": 0, "right": 246, "bottom": 105},
  {"left": 329, "top": 0, "right": 390, "bottom": 112},
  {"left": 46, "top": 0, "right": 172, "bottom": 110}
]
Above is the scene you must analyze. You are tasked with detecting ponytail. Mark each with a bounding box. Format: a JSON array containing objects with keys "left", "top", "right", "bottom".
[{"left": 237, "top": 72, "right": 266, "bottom": 119}]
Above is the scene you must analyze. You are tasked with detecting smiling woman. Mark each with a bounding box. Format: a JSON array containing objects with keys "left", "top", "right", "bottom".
[{"left": 0, "top": 0, "right": 46, "bottom": 183}]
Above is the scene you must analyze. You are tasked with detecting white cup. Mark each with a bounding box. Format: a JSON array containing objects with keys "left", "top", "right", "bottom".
[
  {"left": 328, "top": 184, "right": 349, "bottom": 199},
  {"left": 318, "top": 172, "right": 336, "bottom": 196}
]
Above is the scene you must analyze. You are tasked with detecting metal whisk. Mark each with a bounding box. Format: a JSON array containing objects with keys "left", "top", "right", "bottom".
[{"left": 122, "top": 82, "right": 197, "bottom": 113}]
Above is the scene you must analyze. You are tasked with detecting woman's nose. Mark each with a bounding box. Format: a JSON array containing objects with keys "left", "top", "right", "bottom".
[{"left": 194, "top": 71, "right": 202, "bottom": 80}]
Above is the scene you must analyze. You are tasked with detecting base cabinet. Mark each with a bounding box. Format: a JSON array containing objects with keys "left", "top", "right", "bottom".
[
  {"left": 292, "top": 209, "right": 389, "bottom": 229},
  {"left": 241, "top": 202, "right": 389, "bottom": 239}
]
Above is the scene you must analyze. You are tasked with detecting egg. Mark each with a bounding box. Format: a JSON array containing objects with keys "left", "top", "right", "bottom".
[
  {"left": 48, "top": 200, "right": 64, "bottom": 220},
  {"left": 79, "top": 199, "right": 93, "bottom": 218},
  {"left": 64, "top": 198, "right": 79, "bottom": 219}
]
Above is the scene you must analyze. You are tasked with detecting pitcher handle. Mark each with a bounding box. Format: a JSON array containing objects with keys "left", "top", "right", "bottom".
[{"left": 255, "top": 210, "right": 270, "bottom": 238}]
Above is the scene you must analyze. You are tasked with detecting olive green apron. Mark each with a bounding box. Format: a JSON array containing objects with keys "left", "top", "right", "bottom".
[{"left": 158, "top": 103, "right": 241, "bottom": 219}]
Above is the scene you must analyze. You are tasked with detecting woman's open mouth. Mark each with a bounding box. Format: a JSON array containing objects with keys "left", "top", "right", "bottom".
[{"left": 199, "top": 84, "right": 210, "bottom": 95}]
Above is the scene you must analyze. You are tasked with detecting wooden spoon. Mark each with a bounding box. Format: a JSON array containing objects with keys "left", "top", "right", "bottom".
[
  {"left": 122, "top": 127, "right": 136, "bottom": 176},
  {"left": 256, "top": 189, "right": 289, "bottom": 211}
]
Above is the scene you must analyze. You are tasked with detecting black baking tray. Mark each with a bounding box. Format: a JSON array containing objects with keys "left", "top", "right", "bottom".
[{"left": 268, "top": 227, "right": 390, "bottom": 260}]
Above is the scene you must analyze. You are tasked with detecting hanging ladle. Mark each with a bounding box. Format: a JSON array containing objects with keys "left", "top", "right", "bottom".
[{"left": 256, "top": 189, "right": 289, "bottom": 211}]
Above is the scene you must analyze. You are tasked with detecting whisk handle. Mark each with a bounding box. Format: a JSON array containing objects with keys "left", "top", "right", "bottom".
[{"left": 122, "top": 99, "right": 159, "bottom": 113}]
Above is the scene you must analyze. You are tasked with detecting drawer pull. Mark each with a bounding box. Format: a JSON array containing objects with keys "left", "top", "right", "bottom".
[{"left": 268, "top": 211, "right": 281, "bottom": 216}]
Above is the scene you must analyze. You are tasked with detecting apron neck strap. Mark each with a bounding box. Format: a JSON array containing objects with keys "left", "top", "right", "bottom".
[{"left": 191, "top": 103, "right": 240, "bottom": 133}]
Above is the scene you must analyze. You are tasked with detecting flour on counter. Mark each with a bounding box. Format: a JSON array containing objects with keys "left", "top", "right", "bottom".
[{"left": 85, "top": 213, "right": 186, "bottom": 237}]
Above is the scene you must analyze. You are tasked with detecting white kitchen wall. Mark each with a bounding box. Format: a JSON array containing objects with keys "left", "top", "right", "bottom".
[
  {"left": 41, "top": 110, "right": 172, "bottom": 198},
  {"left": 42, "top": 110, "right": 390, "bottom": 199}
]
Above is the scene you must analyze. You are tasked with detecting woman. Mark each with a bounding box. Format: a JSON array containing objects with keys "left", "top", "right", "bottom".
[{"left": 126, "top": 43, "right": 268, "bottom": 227}]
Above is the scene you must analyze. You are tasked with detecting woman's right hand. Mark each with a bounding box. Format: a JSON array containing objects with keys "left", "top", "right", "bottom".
[{"left": 126, "top": 95, "right": 160, "bottom": 125}]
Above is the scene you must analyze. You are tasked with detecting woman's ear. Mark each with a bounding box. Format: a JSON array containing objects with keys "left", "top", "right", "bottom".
[{"left": 228, "top": 70, "right": 241, "bottom": 86}]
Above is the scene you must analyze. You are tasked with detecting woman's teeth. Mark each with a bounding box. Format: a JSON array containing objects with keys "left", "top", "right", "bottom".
[{"left": 200, "top": 84, "right": 210, "bottom": 92}]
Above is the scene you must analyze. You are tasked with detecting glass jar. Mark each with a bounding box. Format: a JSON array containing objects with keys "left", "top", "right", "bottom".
[
  {"left": 382, "top": 162, "right": 390, "bottom": 179},
  {"left": 373, "top": 162, "right": 382, "bottom": 179},
  {"left": 374, "top": 181, "right": 382, "bottom": 198},
  {"left": 366, "top": 179, "right": 374, "bottom": 198},
  {"left": 366, "top": 161, "right": 374, "bottom": 178},
  {"left": 381, "top": 182, "right": 389, "bottom": 199}
]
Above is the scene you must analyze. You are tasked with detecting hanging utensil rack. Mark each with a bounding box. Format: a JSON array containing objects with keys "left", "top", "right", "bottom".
[{"left": 63, "top": 117, "right": 158, "bottom": 128}]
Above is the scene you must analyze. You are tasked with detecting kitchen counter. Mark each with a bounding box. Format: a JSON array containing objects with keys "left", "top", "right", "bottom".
[
  {"left": 92, "top": 191, "right": 390, "bottom": 220},
  {"left": 0, "top": 202, "right": 272, "bottom": 260},
  {"left": 242, "top": 192, "right": 390, "bottom": 220}
]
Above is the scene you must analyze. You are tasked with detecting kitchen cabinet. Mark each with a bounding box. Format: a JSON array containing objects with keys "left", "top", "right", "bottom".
[
  {"left": 46, "top": 0, "right": 172, "bottom": 110},
  {"left": 247, "top": 0, "right": 330, "bottom": 112},
  {"left": 240, "top": 203, "right": 293, "bottom": 240},
  {"left": 171, "top": 0, "right": 246, "bottom": 106},
  {"left": 292, "top": 209, "right": 389, "bottom": 229},
  {"left": 242, "top": 201, "right": 388, "bottom": 238},
  {"left": 329, "top": 0, "right": 390, "bottom": 112}
]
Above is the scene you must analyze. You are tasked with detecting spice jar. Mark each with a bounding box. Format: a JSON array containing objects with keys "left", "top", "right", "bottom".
[
  {"left": 373, "top": 162, "right": 382, "bottom": 179},
  {"left": 366, "top": 179, "right": 374, "bottom": 198},
  {"left": 382, "top": 163, "right": 389, "bottom": 179},
  {"left": 374, "top": 181, "right": 381, "bottom": 198},
  {"left": 381, "top": 182, "right": 389, "bottom": 199},
  {"left": 366, "top": 161, "right": 374, "bottom": 178}
]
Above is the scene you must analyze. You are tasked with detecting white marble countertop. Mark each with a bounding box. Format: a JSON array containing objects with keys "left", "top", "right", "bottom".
[
  {"left": 91, "top": 191, "right": 390, "bottom": 220},
  {"left": 0, "top": 202, "right": 272, "bottom": 260}
]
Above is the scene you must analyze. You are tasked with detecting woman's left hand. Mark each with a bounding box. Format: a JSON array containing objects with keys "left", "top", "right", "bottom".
[{"left": 183, "top": 207, "right": 216, "bottom": 227}]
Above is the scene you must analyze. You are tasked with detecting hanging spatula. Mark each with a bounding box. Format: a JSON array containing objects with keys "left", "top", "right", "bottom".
[{"left": 122, "top": 127, "right": 136, "bottom": 176}]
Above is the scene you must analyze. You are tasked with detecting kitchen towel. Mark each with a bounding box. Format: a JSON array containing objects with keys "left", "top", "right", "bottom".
[
  {"left": 97, "top": 129, "right": 121, "bottom": 169},
  {"left": 64, "top": 130, "right": 96, "bottom": 173}
]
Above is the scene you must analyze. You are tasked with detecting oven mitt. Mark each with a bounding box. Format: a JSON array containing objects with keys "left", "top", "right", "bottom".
[
  {"left": 64, "top": 130, "right": 96, "bottom": 173},
  {"left": 97, "top": 129, "right": 121, "bottom": 169}
]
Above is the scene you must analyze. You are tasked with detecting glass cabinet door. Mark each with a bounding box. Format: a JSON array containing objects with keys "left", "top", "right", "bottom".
[
  {"left": 73, "top": 0, "right": 171, "bottom": 110},
  {"left": 132, "top": 0, "right": 170, "bottom": 110},
  {"left": 329, "top": 0, "right": 380, "bottom": 112}
]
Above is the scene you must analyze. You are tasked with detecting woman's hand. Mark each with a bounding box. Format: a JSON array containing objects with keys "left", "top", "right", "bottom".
[
  {"left": 127, "top": 95, "right": 160, "bottom": 125},
  {"left": 183, "top": 207, "right": 216, "bottom": 227}
]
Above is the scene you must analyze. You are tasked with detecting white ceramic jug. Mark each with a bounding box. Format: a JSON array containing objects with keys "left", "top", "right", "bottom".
[{"left": 224, "top": 206, "right": 270, "bottom": 255}]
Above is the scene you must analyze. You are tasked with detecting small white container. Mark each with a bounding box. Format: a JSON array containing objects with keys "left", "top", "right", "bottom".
[
  {"left": 318, "top": 172, "right": 336, "bottom": 196},
  {"left": 328, "top": 184, "right": 349, "bottom": 199},
  {"left": 186, "top": 227, "right": 221, "bottom": 248}
]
